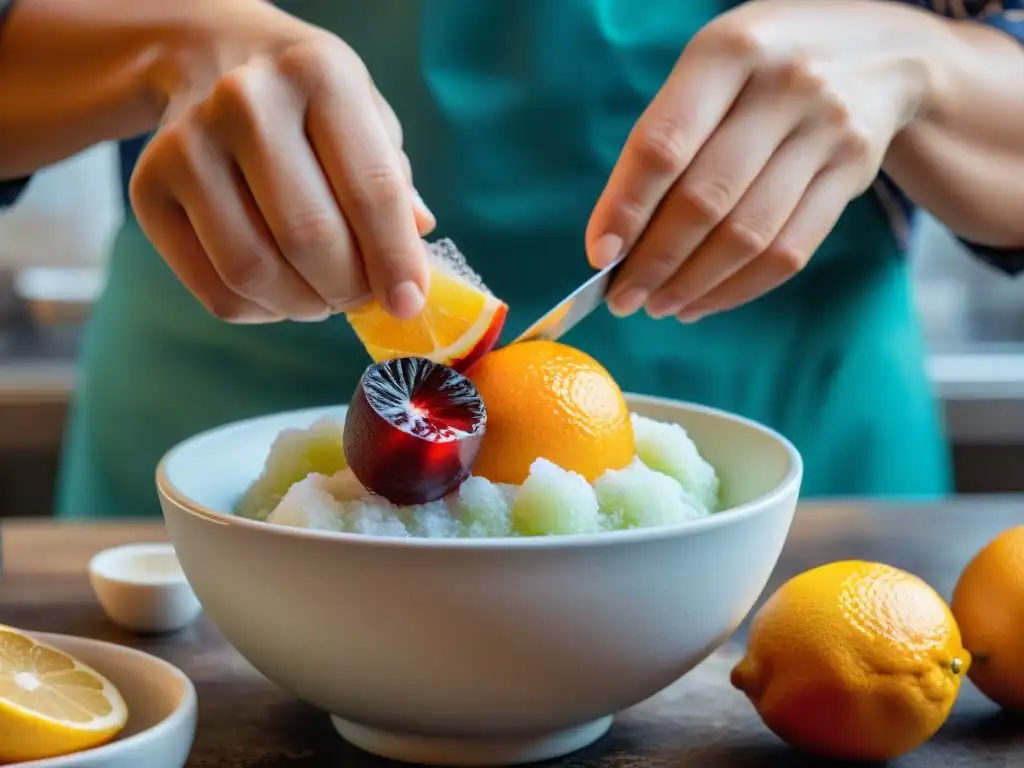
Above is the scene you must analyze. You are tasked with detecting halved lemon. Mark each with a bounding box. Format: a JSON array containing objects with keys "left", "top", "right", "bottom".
[
  {"left": 0, "top": 626, "right": 128, "bottom": 762},
  {"left": 347, "top": 239, "right": 507, "bottom": 371}
]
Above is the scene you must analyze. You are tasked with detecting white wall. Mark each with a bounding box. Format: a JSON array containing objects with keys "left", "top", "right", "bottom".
[{"left": 0, "top": 142, "right": 123, "bottom": 271}]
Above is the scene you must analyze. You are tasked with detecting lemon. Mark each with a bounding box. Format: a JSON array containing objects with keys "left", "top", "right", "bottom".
[
  {"left": 952, "top": 525, "right": 1024, "bottom": 710},
  {"left": 0, "top": 625, "right": 128, "bottom": 762},
  {"left": 732, "top": 561, "right": 968, "bottom": 761}
]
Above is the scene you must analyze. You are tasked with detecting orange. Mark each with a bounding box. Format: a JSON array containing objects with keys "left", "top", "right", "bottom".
[
  {"left": 0, "top": 625, "right": 128, "bottom": 762},
  {"left": 347, "top": 244, "right": 507, "bottom": 371},
  {"left": 731, "top": 561, "right": 969, "bottom": 762},
  {"left": 951, "top": 525, "right": 1024, "bottom": 710},
  {"left": 468, "top": 340, "right": 635, "bottom": 485}
]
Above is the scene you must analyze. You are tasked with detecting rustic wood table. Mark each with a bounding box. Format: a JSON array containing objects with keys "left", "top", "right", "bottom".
[{"left": 3, "top": 501, "right": 1024, "bottom": 767}]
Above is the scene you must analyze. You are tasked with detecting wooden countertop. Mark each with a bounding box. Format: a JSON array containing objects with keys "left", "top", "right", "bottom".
[{"left": 2, "top": 513, "right": 1023, "bottom": 767}]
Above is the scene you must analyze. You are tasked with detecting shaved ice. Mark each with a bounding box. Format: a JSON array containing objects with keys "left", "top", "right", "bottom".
[
  {"left": 512, "top": 459, "right": 602, "bottom": 536},
  {"left": 238, "top": 412, "right": 721, "bottom": 538},
  {"left": 237, "top": 417, "right": 347, "bottom": 521},
  {"left": 595, "top": 458, "right": 709, "bottom": 529},
  {"left": 631, "top": 414, "right": 720, "bottom": 512}
]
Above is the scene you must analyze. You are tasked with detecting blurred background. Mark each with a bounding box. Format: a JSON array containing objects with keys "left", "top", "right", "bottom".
[{"left": 1, "top": 144, "right": 1023, "bottom": 517}]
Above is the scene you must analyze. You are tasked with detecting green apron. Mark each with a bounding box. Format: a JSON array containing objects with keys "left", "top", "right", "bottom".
[{"left": 56, "top": 0, "right": 950, "bottom": 519}]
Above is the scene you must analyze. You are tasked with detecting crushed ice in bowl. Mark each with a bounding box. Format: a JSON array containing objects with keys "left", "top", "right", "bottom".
[{"left": 239, "top": 413, "right": 721, "bottom": 539}]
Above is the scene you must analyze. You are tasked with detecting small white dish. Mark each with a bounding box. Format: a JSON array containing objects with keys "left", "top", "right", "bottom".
[
  {"left": 89, "top": 543, "right": 203, "bottom": 634},
  {"left": 18, "top": 631, "right": 197, "bottom": 768}
]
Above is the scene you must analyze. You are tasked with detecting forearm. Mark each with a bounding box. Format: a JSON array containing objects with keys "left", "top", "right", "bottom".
[
  {"left": 0, "top": 0, "right": 286, "bottom": 180},
  {"left": 883, "top": 10, "right": 1024, "bottom": 248}
]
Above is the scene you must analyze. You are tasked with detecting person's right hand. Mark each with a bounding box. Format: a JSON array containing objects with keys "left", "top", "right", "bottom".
[{"left": 130, "top": 1, "right": 434, "bottom": 323}]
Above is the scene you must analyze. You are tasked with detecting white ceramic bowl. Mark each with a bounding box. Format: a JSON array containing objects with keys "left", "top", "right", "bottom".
[
  {"left": 18, "top": 632, "right": 196, "bottom": 768},
  {"left": 157, "top": 395, "right": 802, "bottom": 766},
  {"left": 89, "top": 543, "right": 203, "bottom": 634}
]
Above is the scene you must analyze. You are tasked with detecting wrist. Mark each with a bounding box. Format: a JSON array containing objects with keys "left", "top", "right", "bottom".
[
  {"left": 148, "top": 0, "right": 312, "bottom": 117},
  {"left": 897, "top": 9, "right": 958, "bottom": 131}
]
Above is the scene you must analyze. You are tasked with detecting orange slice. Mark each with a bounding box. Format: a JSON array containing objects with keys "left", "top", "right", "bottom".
[
  {"left": 0, "top": 626, "right": 128, "bottom": 762},
  {"left": 347, "top": 239, "right": 507, "bottom": 371}
]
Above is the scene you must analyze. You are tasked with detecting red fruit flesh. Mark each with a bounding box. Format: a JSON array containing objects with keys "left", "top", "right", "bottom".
[
  {"left": 450, "top": 303, "right": 507, "bottom": 373},
  {"left": 343, "top": 357, "right": 487, "bottom": 505}
]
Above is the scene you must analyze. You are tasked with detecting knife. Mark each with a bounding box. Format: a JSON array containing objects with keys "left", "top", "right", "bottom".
[{"left": 511, "top": 255, "right": 627, "bottom": 345}]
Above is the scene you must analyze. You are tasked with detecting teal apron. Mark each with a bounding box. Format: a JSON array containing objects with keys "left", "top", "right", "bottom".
[{"left": 57, "top": 0, "right": 950, "bottom": 518}]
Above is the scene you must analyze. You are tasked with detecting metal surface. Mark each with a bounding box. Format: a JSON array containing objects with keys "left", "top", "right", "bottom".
[{"left": 512, "top": 257, "right": 625, "bottom": 345}]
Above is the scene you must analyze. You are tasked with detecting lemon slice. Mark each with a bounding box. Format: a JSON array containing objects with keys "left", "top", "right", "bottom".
[{"left": 0, "top": 625, "right": 128, "bottom": 762}]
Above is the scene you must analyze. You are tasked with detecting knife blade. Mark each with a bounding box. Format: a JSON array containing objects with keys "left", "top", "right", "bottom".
[{"left": 511, "top": 255, "right": 626, "bottom": 345}]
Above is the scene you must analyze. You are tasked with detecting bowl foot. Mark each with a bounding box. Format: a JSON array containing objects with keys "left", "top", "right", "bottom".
[{"left": 330, "top": 715, "right": 613, "bottom": 766}]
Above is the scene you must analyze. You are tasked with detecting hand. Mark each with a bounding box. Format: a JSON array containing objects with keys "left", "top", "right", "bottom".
[
  {"left": 130, "top": 1, "right": 434, "bottom": 323},
  {"left": 586, "top": 0, "right": 942, "bottom": 322}
]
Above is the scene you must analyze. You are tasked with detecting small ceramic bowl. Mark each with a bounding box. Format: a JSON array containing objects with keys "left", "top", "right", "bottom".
[
  {"left": 89, "top": 543, "right": 203, "bottom": 634},
  {"left": 157, "top": 396, "right": 802, "bottom": 766},
  {"left": 19, "top": 632, "right": 197, "bottom": 768}
]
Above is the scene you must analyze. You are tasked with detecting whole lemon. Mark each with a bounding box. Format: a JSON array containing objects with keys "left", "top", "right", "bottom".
[
  {"left": 468, "top": 340, "right": 634, "bottom": 485},
  {"left": 951, "top": 525, "right": 1024, "bottom": 710},
  {"left": 732, "top": 561, "right": 969, "bottom": 762}
]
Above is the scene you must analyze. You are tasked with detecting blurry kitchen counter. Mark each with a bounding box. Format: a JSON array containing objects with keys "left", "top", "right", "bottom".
[
  {"left": 925, "top": 296, "right": 1024, "bottom": 444},
  {"left": 930, "top": 351, "right": 1024, "bottom": 443},
  {"left": 0, "top": 321, "right": 78, "bottom": 451}
]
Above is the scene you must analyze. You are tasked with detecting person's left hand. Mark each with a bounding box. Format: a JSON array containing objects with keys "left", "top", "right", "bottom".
[{"left": 586, "top": 0, "right": 945, "bottom": 322}]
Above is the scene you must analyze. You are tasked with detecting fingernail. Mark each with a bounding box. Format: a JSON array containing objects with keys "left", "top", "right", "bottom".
[
  {"left": 590, "top": 234, "right": 623, "bottom": 269},
  {"left": 677, "top": 305, "right": 708, "bottom": 324},
  {"left": 388, "top": 280, "right": 426, "bottom": 318},
  {"left": 608, "top": 287, "right": 647, "bottom": 317},
  {"left": 330, "top": 293, "right": 373, "bottom": 315},
  {"left": 412, "top": 188, "right": 436, "bottom": 235},
  {"left": 645, "top": 296, "right": 680, "bottom": 319},
  {"left": 293, "top": 306, "right": 333, "bottom": 323}
]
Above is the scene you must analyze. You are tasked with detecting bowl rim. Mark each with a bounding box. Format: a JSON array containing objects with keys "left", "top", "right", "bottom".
[
  {"left": 16, "top": 631, "right": 196, "bottom": 768},
  {"left": 88, "top": 542, "right": 190, "bottom": 587},
  {"left": 156, "top": 392, "right": 803, "bottom": 550}
]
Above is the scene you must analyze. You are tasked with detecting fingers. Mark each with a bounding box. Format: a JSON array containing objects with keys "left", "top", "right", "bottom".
[
  {"left": 208, "top": 63, "right": 370, "bottom": 313},
  {"left": 585, "top": 28, "right": 755, "bottom": 270},
  {"left": 140, "top": 123, "right": 330, "bottom": 321},
  {"left": 302, "top": 50, "right": 429, "bottom": 319},
  {"left": 135, "top": 37, "right": 432, "bottom": 325},
  {"left": 411, "top": 186, "right": 436, "bottom": 236},
  {"left": 373, "top": 83, "right": 403, "bottom": 149},
  {"left": 131, "top": 166, "right": 280, "bottom": 324},
  {"left": 371, "top": 84, "right": 435, "bottom": 235},
  {"left": 647, "top": 117, "right": 842, "bottom": 317},
  {"left": 676, "top": 164, "right": 860, "bottom": 322},
  {"left": 606, "top": 70, "right": 810, "bottom": 316}
]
